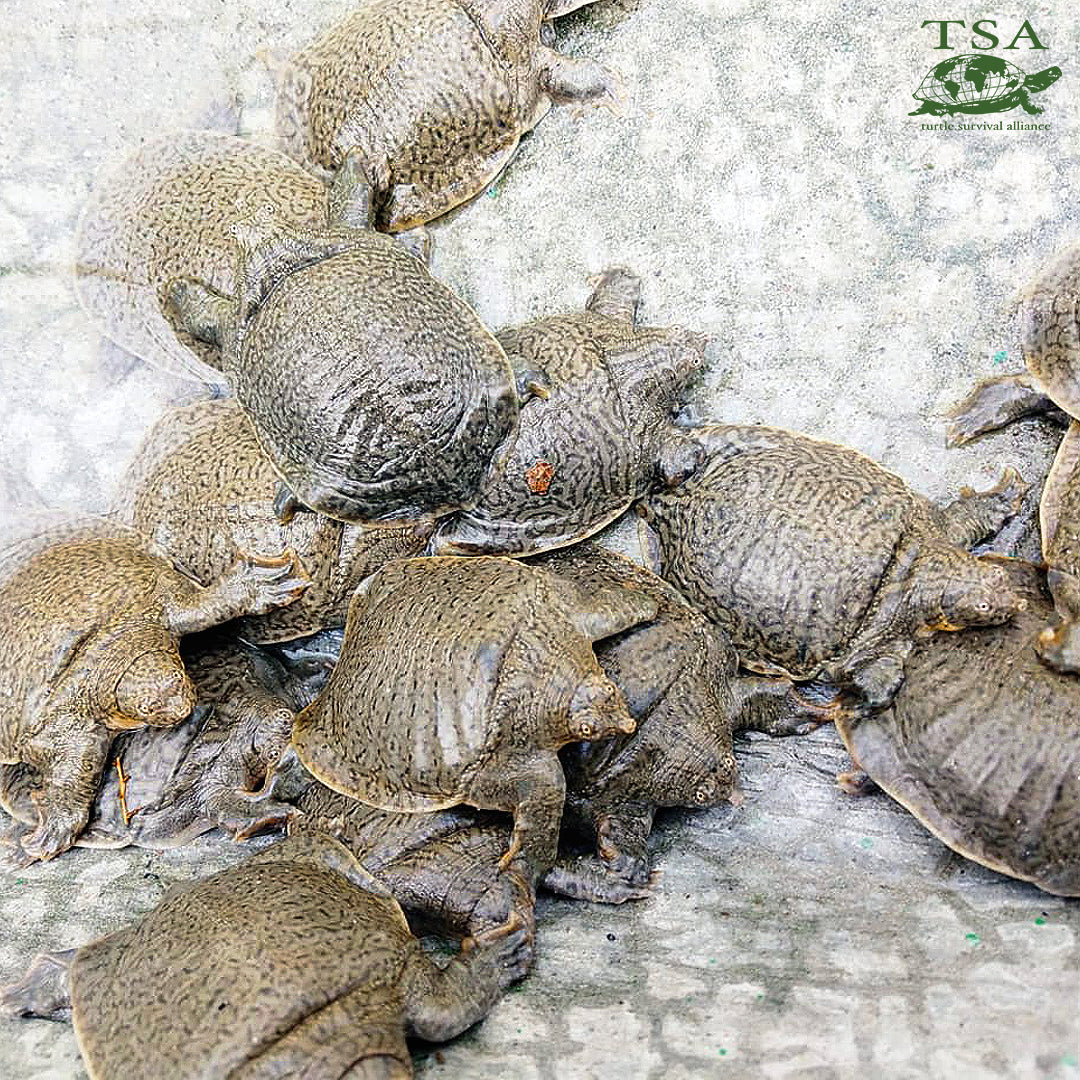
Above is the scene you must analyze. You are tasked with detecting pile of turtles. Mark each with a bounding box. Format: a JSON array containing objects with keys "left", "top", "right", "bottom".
[{"left": 2, "top": 1, "right": 1079, "bottom": 1075}]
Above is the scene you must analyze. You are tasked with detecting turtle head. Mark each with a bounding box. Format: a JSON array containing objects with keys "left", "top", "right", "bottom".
[
  {"left": 609, "top": 330, "right": 711, "bottom": 412},
  {"left": 1026, "top": 66, "right": 1062, "bottom": 93},
  {"left": 113, "top": 649, "right": 197, "bottom": 730},
  {"left": 930, "top": 556, "right": 1027, "bottom": 632},
  {"left": 566, "top": 673, "right": 636, "bottom": 743}
]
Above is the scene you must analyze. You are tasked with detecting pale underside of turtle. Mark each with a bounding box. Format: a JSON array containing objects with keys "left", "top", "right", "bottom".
[
  {"left": 529, "top": 542, "right": 842, "bottom": 884},
  {"left": 428, "top": 267, "right": 710, "bottom": 558},
  {"left": 1, "top": 632, "right": 299, "bottom": 852},
  {"left": 0, "top": 519, "right": 307, "bottom": 862},
  {"left": 0, "top": 833, "right": 530, "bottom": 1080},
  {"left": 946, "top": 243, "right": 1080, "bottom": 669},
  {"left": 836, "top": 558, "right": 1080, "bottom": 896},
  {"left": 275, "top": 0, "right": 624, "bottom": 230},
  {"left": 293, "top": 556, "right": 656, "bottom": 892},
  {"left": 638, "top": 424, "right": 1028, "bottom": 706},
  {"left": 114, "top": 397, "right": 425, "bottom": 643},
  {"left": 169, "top": 194, "right": 519, "bottom": 526},
  {"left": 74, "top": 131, "right": 333, "bottom": 384}
]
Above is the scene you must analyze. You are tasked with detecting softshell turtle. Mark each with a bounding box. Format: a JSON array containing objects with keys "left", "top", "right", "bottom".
[
  {"left": 947, "top": 244, "right": 1080, "bottom": 671},
  {"left": 530, "top": 544, "right": 840, "bottom": 884},
  {"left": 909, "top": 54, "right": 1061, "bottom": 117},
  {"left": 0, "top": 520, "right": 306, "bottom": 862},
  {"left": 836, "top": 558, "right": 1080, "bottom": 896},
  {"left": 292, "top": 555, "right": 656, "bottom": 897},
  {"left": 0, "top": 832, "right": 530, "bottom": 1079},
  {"left": 1, "top": 632, "right": 299, "bottom": 852},
  {"left": 274, "top": 0, "right": 624, "bottom": 230},
  {"left": 638, "top": 425, "right": 1029, "bottom": 706},
  {"left": 429, "top": 268, "right": 709, "bottom": 557},
  {"left": 169, "top": 188, "right": 519, "bottom": 526},
  {"left": 288, "top": 784, "right": 652, "bottom": 950},
  {"left": 74, "top": 132, "right": 345, "bottom": 383},
  {"left": 115, "top": 397, "right": 425, "bottom": 642}
]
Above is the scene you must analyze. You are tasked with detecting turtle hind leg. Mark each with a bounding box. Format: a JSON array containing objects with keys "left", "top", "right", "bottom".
[
  {"left": 0, "top": 949, "right": 76, "bottom": 1021},
  {"left": 938, "top": 467, "right": 1031, "bottom": 549},
  {"left": 538, "top": 46, "right": 626, "bottom": 114}
]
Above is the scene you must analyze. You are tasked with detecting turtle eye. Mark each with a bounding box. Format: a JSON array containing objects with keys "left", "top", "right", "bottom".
[
  {"left": 578, "top": 721, "right": 594, "bottom": 739},
  {"left": 694, "top": 783, "right": 714, "bottom": 804},
  {"left": 977, "top": 601, "right": 990, "bottom": 613}
]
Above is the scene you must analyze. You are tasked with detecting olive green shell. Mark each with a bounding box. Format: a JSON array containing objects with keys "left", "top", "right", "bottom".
[
  {"left": 0, "top": 522, "right": 190, "bottom": 762},
  {"left": 430, "top": 273, "right": 708, "bottom": 557},
  {"left": 74, "top": 132, "right": 329, "bottom": 382},
  {"left": 225, "top": 222, "right": 518, "bottom": 526},
  {"left": 1, "top": 634, "right": 296, "bottom": 849},
  {"left": 837, "top": 560, "right": 1080, "bottom": 896},
  {"left": 114, "top": 398, "right": 424, "bottom": 642},
  {"left": 639, "top": 427, "right": 922, "bottom": 678},
  {"left": 294, "top": 556, "right": 611, "bottom": 808},
  {"left": 1017, "top": 242, "right": 1080, "bottom": 420},
  {"left": 67, "top": 836, "right": 420, "bottom": 1078},
  {"left": 530, "top": 544, "right": 738, "bottom": 811},
  {"left": 275, "top": 0, "right": 590, "bottom": 229}
]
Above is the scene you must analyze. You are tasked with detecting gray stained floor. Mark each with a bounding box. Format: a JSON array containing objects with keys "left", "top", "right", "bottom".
[{"left": 1, "top": 1, "right": 1078, "bottom": 1077}]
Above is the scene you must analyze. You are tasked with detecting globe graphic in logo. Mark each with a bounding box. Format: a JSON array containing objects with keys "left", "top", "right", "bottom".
[{"left": 910, "top": 54, "right": 1061, "bottom": 116}]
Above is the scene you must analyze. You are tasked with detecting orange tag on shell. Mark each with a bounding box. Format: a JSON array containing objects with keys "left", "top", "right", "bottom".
[{"left": 525, "top": 460, "right": 555, "bottom": 495}]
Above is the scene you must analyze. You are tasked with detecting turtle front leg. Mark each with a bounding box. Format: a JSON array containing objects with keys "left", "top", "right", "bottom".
[
  {"left": 542, "top": 854, "right": 655, "bottom": 904},
  {"left": 537, "top": 46, "right": 625, "bottom": 114},
  {"left": 326, "top": 147, "right": 378, "bottom": 230},
  {"left": 19, "top": 720, "right": 112, "bottom": 861},
  {"left": 469, "top": 750, "right": 566, "bottom": 885},
  {"left": 1019, "top": 92, "right": 1044, "bottom": 116},
  {"left": 164, "top": 278, "right": 235, "bottom": 349},
  {"left": 401, "top": 915, "right": 532, "bottom": 1041},
  {"left": 161, "top": 552, "right": 310, "bottom": 635},
  {"left": 937, "top": 467, "right": 1030, "bottom": 549},
  {"left": 945, "top": 371, "right": 1067, "bottom": 446},
  {"left": 0, "top": 949, "right": 75, "bottom": 1021},
  {"left": 593, "top": 801, "right": 655, "bottom": 887},
  {"left": 840, "top": 638, "right": 915, "bottom": 709},
  {"left": 585, "top": 267, "right": 642, "bottom": 324}
]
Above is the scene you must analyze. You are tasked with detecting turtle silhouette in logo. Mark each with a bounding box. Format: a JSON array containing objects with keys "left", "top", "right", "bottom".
[{"left": 910, "top": 54, "right": 1061, "bottom": 116}]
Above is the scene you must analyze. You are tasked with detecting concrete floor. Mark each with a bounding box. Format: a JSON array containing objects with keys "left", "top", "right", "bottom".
[{"left": 1, "top": 0, "right": 1079, "bottom": 1076}]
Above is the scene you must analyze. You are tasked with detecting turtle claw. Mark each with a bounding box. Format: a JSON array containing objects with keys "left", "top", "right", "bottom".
[
  {"left": 234, "top": 549, "right": 311, "bottom": 614},
  {"left": 836, "top": 769, "right": 879, "bottom": 797}
]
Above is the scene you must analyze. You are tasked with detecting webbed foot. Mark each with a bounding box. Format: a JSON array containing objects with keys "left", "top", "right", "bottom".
[
  {"left": 229, "top": 549, "right": 311, "bottom": 615},
  {"left": 19, "top": 799, "right": 85, "bottom": 863},
  {"left": 0, "top": 950, "right": 74, "bottom": 1021},
  {"left": 542, "top": 854, "right": 656, "bottom": 903},
  {"left": 539, "top": 49, "right": 627, "bottom": 115},
  {"left": 468, "top": 910, "right": 533, "bottom": 990},
  {"left": 945, "top": 372, "right": 1062, "bottom": 446},
  {"left": 850, "top": 656, "right": 905, "bottom": 708}
]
